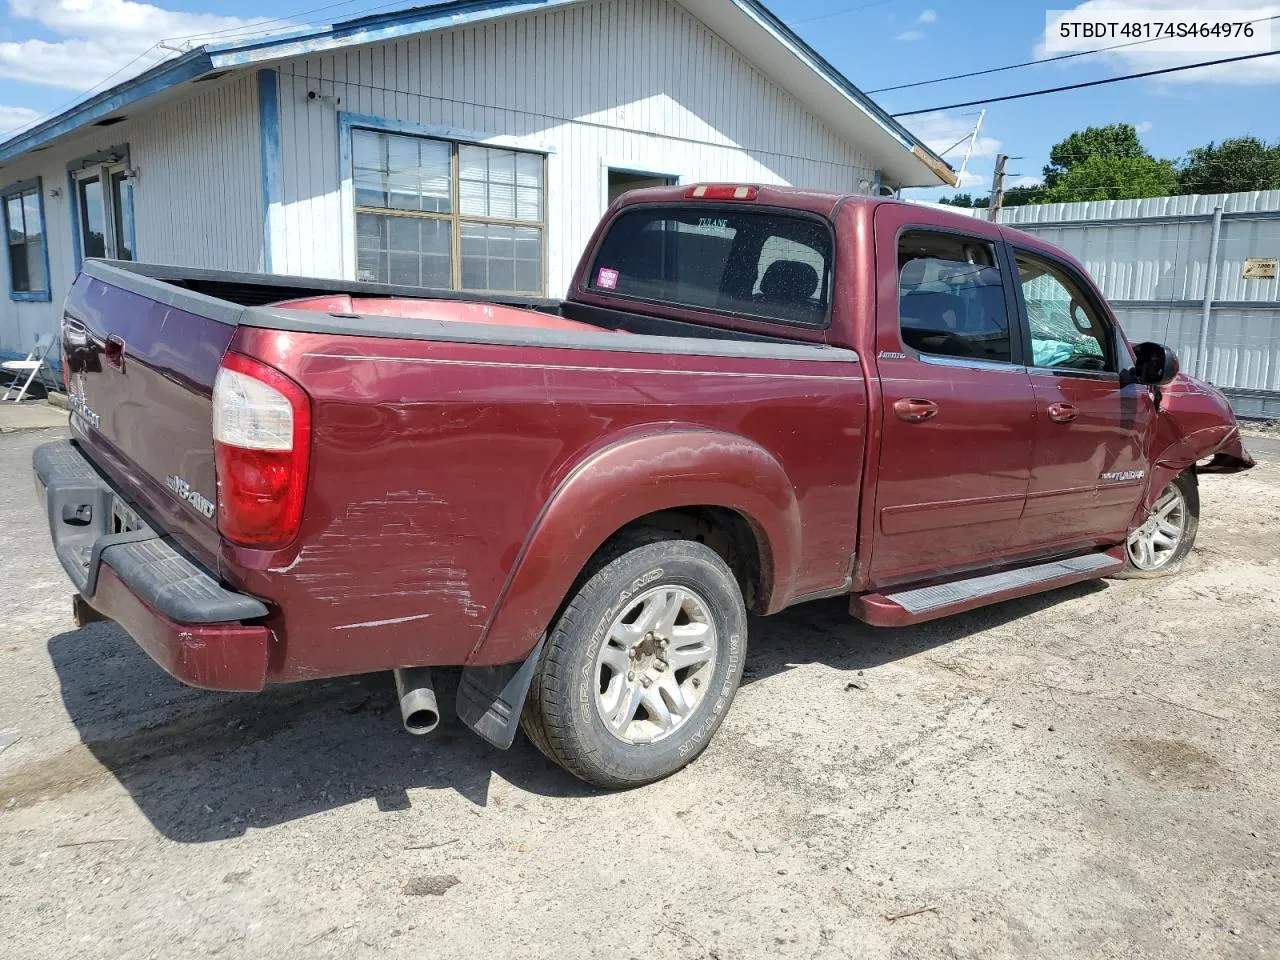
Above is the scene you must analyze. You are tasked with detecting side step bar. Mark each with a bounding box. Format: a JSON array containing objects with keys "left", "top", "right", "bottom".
[{"left": 851, "top": 548, "right": 1125, "bottom": 627}]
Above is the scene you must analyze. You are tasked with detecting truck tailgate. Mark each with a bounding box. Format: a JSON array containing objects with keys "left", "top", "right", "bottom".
[{"left": 62, "top": 263, "right": 238, "bottom": 569}]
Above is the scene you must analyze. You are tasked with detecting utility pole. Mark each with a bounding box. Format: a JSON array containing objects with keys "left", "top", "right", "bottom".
[{"left": 988, "top": 153, "right": 1008, "bottom": 223}]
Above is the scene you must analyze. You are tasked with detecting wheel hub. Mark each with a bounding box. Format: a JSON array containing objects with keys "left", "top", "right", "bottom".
[
  {"left": 1126, "top": 482, "right": 1187, "bottom": 571},
  {"left": 593, "top": 585, "right": 717, "bottom": 744}
]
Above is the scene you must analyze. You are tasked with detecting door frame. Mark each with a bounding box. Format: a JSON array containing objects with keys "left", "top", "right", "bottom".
[{"left": 599, "top": 161, "right": 681, "bottom": 214}]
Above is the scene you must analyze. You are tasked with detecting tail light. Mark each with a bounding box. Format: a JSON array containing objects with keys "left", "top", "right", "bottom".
[
  {"left": 686, "top": 184, "right": 758, "bottom": 200},
  {"left": 212, "top": 352, "right": 311, "bottom": 548}
]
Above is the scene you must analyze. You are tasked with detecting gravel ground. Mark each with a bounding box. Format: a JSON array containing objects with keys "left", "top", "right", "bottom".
[{"left": 2, "top": 426, "right": 1277, "bottom": 960}]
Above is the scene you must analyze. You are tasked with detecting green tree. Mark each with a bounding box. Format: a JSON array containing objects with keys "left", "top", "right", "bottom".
[
  {"left": 938, "top": 192, "right": 986, "bottom": 207},
  {"left": 1002, "top": 184, "right": 1044, "bottom": 206},
  {"left": 1043, "top": 123, "right": 1148, "bottom": 187},
  {"left": 1040, "top": 154, "right": 1179, "bottom": 203},
  {"left": 1178, "top": 137, "right": 1280, "bottom": 194}
]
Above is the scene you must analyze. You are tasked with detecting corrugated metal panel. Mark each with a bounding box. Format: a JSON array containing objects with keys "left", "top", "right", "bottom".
[{"left": 272, "top": 0, "right": 877, "bottom": 291}]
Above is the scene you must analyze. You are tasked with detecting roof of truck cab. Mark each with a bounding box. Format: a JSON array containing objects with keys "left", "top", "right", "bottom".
[{"left": 0, "top": 0, "right": 956, "bottom": 188}]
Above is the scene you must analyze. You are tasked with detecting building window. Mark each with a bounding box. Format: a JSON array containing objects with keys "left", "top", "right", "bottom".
[
  {"left": 352, "top": 128, "right": 545, "bottom": 294},
  {"left": 71, "top": 151, "right": 136, "bottom": 264},
  {"left": 2, "top": 178, "right": 50, "bottom": 301}
]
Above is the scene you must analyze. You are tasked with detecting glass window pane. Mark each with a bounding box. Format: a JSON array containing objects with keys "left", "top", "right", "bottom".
[
  {"left": 588, "top": 208, "right": 830, "bottom": 326},
  {"left": 516, "top": 186, "right": 541, "bottom": 221},
  {"left": 79, "top": 176, "right": 107, "bottom": 259},
  {"left": 898, "top": 232, "right": 1010, "bottom": 362},
  {"left": 1017, "top": 255, "right": 1110, "bottom": 371},
  {"left": 21, "top": 191, "right": 41, "bottom": 244},
  {"left": 24, "top": 237, "right": 44, "bottom": 291},
  {"left": 515, "top": 152, "right": 541, "bottom": 188},
  {"left": 111, "top": 173, "right": 134, "bottom": 261},
  {"left": 460, "top": 222, "right": 542, "bottom": 293},
  {"left": 356, "top": 211, "right": 453, "bottom": 289},
  {"left": 6, "top": 195, "right": 23, "bottom": 245},
  {"left": 7, "top": 242, "right": 28, "bottom": 292}
]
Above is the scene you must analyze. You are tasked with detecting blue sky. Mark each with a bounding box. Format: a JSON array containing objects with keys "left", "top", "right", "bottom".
[{"left": 0, "top": 0, "right": 1276, "bottom": 199}]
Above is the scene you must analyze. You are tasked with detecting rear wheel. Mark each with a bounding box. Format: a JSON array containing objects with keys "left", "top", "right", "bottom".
[
  {"left": 1115, "top": 470, "right": 1199, "bottom": 579},
  {"left": 521, "top": 536, "right": 748, "bottom": 789}
]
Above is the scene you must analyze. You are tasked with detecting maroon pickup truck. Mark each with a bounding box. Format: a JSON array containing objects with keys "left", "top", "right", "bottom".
[{"left": 36, "top": 185, "right": 1253, "bottom": 788}]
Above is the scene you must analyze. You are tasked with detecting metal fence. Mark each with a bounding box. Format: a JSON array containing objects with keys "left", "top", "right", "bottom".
[{"left": 914, "top": 191, "right": 1280, "bottom": 418}]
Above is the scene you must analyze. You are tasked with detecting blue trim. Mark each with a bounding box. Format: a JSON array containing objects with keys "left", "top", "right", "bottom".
[
  {"left": 1, "top": 177, "right": 53, "bottom": 302},
  {"left": 0, "top": 51, "right": 211, "bottom": 164},
  {"left": 257, "top": 70, "right": 283, "bottom": 274}
]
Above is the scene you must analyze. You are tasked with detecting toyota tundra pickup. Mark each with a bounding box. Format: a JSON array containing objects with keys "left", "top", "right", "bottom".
[{"left": 35, "top": 185, "right": 1253, "bottom": 788}]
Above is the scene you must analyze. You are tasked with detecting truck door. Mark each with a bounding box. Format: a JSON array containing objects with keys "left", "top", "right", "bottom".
[
  {"left": 1010, "top": 245, "right": 1155, "bottom": 549},
  {"left": 868, "top": 206, "right": 1036, "bottom": 586}
]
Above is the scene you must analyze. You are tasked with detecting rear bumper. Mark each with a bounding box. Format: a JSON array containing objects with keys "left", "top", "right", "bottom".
[{"left": 33, "top": 440, "right": 272, "bottom": 691}]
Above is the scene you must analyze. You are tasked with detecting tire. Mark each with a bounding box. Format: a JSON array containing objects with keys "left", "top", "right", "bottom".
[
  {"left": 520, "top": 535, "right": 748, "bottom": 789},
  {"left": 1113, "top": 470, "right": 1200, "bottom": 579}
]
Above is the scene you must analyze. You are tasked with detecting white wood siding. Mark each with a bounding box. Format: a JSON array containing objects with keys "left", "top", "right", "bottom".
[
  {"left": 0, "top": 73, "right": 261, "bottom": 356},
  {"left": 272, "top": 0, "right": 876, "bottom": 292}
]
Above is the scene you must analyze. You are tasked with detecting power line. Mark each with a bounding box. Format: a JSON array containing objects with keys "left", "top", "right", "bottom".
[
  {"left": 870, "top": 13, "right": 1280, "bottom": 94},
  {"left": 893, "top": 49, "right": 1280, "bottom": 117},
  {"left": 790, "top": 0, "right": 900, "bottom": 27}
]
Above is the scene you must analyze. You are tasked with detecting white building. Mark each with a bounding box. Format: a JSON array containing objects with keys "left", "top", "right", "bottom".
[{"left": 0, "top": 0, "right": 954, "bottom": 359}]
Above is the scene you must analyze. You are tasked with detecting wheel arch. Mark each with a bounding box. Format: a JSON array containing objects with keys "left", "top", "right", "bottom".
[{"left": 466, "top": 428, "right": 801, "bottom": 666}]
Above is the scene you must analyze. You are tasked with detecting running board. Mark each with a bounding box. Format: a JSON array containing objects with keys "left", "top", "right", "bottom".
[{"left": 851, "top": 548, "right": 1125, "bottom": 627}]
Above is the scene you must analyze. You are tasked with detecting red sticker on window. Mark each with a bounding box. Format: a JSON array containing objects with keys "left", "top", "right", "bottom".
[{"left": 596, "top": 267, "right": 619, "bottom": 290}]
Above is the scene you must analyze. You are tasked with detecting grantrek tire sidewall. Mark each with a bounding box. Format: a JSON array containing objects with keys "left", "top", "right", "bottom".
[{"left": 557, "top": 541, "right": 747, "bottom": 786}]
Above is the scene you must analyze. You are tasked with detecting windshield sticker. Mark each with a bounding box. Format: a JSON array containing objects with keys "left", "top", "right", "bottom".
[{"left": 596, "top": 267, "right": 619, "bottom": 290}]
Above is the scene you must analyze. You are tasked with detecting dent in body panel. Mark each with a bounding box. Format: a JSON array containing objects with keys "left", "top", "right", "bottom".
[
  {"left": 1144, "top": 374, "right": 1254, "bottom": 509},
  {"left": 222, "top": 325, "right": 866, "bottom": 679}
]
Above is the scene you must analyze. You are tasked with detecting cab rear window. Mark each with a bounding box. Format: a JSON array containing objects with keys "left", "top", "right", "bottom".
[{"left": 586, "top": 206, "right": 833, "bottom": 327}]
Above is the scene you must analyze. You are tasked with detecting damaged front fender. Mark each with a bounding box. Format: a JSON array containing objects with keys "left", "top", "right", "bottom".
[{"left": 1146, "top": 374, "right": 1255, "bottom": 506}]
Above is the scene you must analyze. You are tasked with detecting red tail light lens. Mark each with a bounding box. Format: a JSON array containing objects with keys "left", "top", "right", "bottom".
[
  {"left": 685, "top": 184, "right": 759, "bottom": 200},
  {"left": 212, "top": 352, "right": 311, "bottom": 548}
]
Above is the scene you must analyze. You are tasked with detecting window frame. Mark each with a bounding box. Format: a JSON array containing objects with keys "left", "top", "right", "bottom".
[
  {"left": 1, "top": 177, "right": 51, "bottom": 302},
  {"left": 342, "top": 116, "right": 548, "bottom": 296},
  {"left": 69, "top": 145, "right": 136, "bottom": 268},
  {"left": 893, "top": 225, "right": 1027, "bottom": 369},
  {"left": 578, "top": 202, "right": 837, "bottom": 330},
  {"left": 1008, "top": 243, "right": 1121, "bottom": 381}
]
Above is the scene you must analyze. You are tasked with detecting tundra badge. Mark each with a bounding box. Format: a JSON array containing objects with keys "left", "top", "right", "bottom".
[{"left": 166, "top": 474, "right": 216, "bottom": 518}]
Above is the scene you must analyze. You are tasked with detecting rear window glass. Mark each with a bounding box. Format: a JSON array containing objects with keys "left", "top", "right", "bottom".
[{"left": 587, "top": 206, "right": 833, "bottom": 327}]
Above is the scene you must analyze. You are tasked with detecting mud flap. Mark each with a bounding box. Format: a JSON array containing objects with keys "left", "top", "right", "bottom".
[{"left": 456, "top": 637, "right": 546, "bottom": 749}]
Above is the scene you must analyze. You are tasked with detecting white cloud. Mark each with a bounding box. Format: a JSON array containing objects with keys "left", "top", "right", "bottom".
[
  {"left": 0, "top": 104, "right": 42, "bottom": 134},
  {"left": 1039, "top": 1, "right": 1280, "bottom": 85},
  {"left": 955, "top": 169, "right": 987, "bottom": 188},
  {"left": 917, "top": 9, "right": 937, "bottom": 23},
  {"left": 902, "top": 110, "right": 1002, "bottom": 163},
  {"left": 896, "top": 30, "right": 925, "bottom": 41},
  {"left": 1011, "top": 175, "right": 1044, "bottom": 188},
  {"left": 0, "top": 0, "right": 275, "bottom": 93},
  {"left": 1135, "top": 120, "right": 1154, "bottom": 134}
]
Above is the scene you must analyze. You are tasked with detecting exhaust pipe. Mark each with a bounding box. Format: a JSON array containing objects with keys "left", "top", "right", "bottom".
[{"left": 393, "top": 667, "right": 440, "bottom": 735}]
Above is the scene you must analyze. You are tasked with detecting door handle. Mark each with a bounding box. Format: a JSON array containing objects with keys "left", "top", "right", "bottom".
[
  {"left": 104, "top": 334, "right": 125, "bottom": 372},
  {"left": 1047, "top": 402, "right": 1078, "bottom": 423},
  {"left": 893, "top": 398, "right": 938, "bottom": 423}
]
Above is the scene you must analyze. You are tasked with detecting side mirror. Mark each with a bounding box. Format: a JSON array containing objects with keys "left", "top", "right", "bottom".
[{"left": 1122, "top": 341, "right": 1180, "bottom": 387}]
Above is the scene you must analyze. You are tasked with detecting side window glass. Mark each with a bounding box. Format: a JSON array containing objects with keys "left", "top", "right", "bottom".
[
  {"left": 898, "top": 232, "right": 1011, "bottom": 363},
  {"left": 1016, "top": 253, "right": 1111, "bottom": 372}
]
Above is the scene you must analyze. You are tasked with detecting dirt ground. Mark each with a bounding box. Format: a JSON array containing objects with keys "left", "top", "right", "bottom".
[{"left": 2, "top": 426, "right": 1277, "bottom": 960}]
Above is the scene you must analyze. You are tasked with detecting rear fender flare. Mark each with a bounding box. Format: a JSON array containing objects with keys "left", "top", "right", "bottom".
[{"left": 467, "top": 429, "right": 801, "bottom": 666}]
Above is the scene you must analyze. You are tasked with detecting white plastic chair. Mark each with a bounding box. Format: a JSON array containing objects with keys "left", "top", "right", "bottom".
[{"left": 2, "top": 333, "right": 57, "bottom": 402}]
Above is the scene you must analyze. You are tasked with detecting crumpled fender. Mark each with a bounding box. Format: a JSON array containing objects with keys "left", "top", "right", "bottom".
[
  {"left": 1144, "top": 374, "right": 1255, "bottom": 509},
  {"left": 466, "top": 428, "right": 802, "bottom": 666}
]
